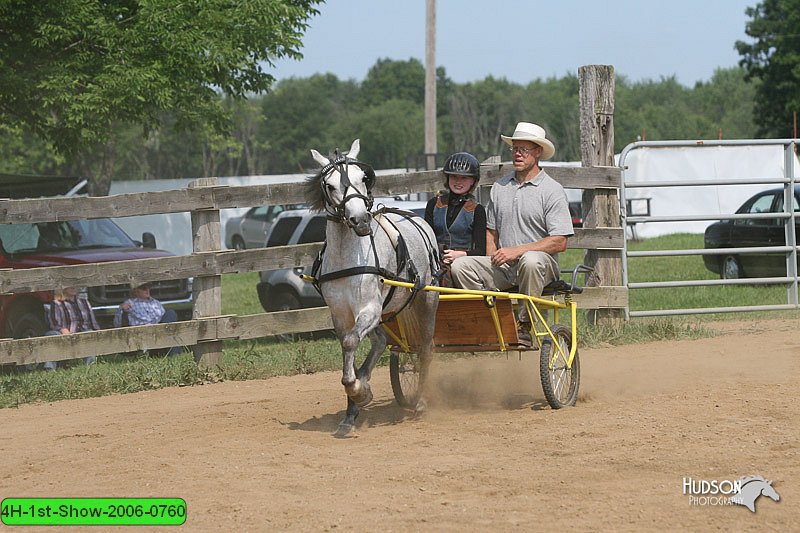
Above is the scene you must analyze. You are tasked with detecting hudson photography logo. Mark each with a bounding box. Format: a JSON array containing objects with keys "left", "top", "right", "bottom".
[{"left": 683, "top": 475, "right": 781, "bottom": 512}]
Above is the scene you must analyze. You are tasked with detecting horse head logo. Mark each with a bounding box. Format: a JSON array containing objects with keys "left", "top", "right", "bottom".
[{"left": 731, "top": 476, "right": 780, "bottom": 513}]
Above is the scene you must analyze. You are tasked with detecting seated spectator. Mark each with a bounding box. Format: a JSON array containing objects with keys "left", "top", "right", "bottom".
[
  {"left": 29, "top": 286, "right": 99, "bottom": 370},
  {"left": 114, "top": 281, "right": 182, "bottom": 355}
]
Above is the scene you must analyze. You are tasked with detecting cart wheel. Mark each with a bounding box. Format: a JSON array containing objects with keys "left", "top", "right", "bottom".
[
  {"left": 539, "top": 324, "right": 580, "bottom": 409},
  {"left": 389, "top": 349, "right": 420, "bottom": 408}
]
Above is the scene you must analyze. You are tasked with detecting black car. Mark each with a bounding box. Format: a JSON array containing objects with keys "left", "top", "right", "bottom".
[
  {"left": 703, "top": 186, "right": 800, "bottom": 279},
  {"left": 569, "top": 201, "right": 583, "bottom": 228}
]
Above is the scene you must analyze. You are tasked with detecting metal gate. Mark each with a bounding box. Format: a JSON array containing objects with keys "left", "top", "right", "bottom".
[{"left": 619, "top": 139, "right": 799, "bottom": 318}]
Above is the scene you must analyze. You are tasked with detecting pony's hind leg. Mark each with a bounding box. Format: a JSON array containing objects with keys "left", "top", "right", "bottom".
[
  {"left": 414, "top": 339, "right": 434, "bottom": 414},
  {"left": 358, "top": 326, "right": 388, "bottom": 382},
  {"left": 411, "top": 294, "right": 438, "bottom": 414}
]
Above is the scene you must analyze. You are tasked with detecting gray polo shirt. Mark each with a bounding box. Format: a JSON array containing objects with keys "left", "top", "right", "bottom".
[{"left": 486, "top": 169, "right": 574, "bottom": 253}]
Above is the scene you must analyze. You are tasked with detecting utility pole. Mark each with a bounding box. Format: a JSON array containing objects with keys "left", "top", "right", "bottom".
[{"left": 424, "top": 0, "right": 437, "bottom": 171}]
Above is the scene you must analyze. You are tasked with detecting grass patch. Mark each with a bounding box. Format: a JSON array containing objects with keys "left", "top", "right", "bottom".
[
  {"left": 0, "top": 336, "right": 367, "bottom": 409},
  {"left": 562, "top": 233, "right": 797, "bottom": 319}
]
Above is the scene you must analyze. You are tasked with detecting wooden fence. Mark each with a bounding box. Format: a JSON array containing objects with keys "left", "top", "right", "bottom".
[{"left": 0, "top": 162, "right": 626, "bottom": 368}]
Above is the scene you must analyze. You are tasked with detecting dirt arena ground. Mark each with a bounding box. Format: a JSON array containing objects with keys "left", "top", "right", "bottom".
[{"left": 1, "top": 318, "right": 798, "bottom": 531}]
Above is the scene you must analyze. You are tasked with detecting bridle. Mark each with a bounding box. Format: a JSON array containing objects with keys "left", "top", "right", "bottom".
[{"left": 318, "top": 149, "right": 376, "bottom": 228}]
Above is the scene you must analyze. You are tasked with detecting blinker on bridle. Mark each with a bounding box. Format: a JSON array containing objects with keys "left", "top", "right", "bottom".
[{"left": 319, "top": 148, "right": 376, "bottom": 226}]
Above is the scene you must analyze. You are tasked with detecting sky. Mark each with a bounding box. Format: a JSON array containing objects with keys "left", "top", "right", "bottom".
[{"left": 269, "top": 0, "right": 756, "bottom": 87}]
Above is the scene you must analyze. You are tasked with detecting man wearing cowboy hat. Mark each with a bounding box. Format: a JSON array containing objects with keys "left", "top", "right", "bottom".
[{"left": 451, "top": 122, "right": 574, "bottom": 345}]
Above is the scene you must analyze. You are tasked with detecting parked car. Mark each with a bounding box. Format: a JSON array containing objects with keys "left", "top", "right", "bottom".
[
  {"left": 0, "top": 175, "right": 193, "bottom": 339},
  {"left": 703, "top": 186, "right": 800, "bottom": 279},
  {"left": 257, "top": 200, "right": 427, "bottom": 314},
  {"left": 569, "top": 201, "right": 583, "bottom": 228},
  {"left": 225, "top": 204, "right": 303, "bottom": 250},
  {"left": 0, "top": 218, "right": 194, "bottom": 337}
]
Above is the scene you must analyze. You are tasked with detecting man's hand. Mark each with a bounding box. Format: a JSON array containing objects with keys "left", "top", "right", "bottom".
[
  {"left": 120, "top": 302, "right": 132, "bottom": 311},
  {"left": 490, "top": 236, "right": 569, "bottom": 266},
  {"left": 490, "top": 246, "right": 522, "bottom": 266}
]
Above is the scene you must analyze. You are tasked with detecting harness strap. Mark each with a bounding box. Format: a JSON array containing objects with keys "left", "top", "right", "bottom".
[
  {"left": 317, "top": 266, "right": 395, "bottom": 283},
  {"left": 374, "top": 213, "right": 400, "bottom": 248},
  {"left": 311, "top": 205, "right": 440, "bottom": 320}
]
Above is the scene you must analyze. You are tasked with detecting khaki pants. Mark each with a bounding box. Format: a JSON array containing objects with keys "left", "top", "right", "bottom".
[{"left": 450, "top": 252, "right": 559, "bottom": 320}]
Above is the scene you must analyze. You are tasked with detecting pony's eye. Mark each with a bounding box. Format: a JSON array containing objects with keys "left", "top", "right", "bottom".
[{"left": 327, "top": 184, "right": 335, "bottom": 192}]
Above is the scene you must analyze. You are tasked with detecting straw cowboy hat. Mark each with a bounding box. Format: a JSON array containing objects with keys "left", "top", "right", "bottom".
[
  {"left": 129, "top": 280, "right": 152, "bottom": 290},
  {"left": 500, "top": 122, "right": 555, "bottom": 160}
]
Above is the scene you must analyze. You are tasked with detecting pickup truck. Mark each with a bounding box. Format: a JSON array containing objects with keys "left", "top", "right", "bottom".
[{"left": 0, "top": 175, "right": 193, "bottom": 338}]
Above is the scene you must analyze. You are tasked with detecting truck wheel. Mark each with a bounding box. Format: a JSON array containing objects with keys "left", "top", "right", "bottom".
[
  {"left": 10, "top": 310, "right": 47, "bottom": 339},
  {"left": 232, "top": 236, "right": 246, "bottom": 250}
]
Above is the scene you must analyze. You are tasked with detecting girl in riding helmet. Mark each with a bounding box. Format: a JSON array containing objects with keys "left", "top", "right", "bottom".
[{"left": 424, "top": 152, "right": 487, "bottom": 284}]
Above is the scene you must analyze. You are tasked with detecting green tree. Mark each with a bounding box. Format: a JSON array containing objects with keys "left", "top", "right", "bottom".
[
  {"left": 691, "top": 67, "right": 756, "bottom": 139},
  {"left": 360, "top": 58, "right": 425, "bottom": 107},
  {"left": 260, "top": 74, "right": 360, "bottom": 173},
  {"left": 0, "top": 0, "right": 321, "bottom": 193},
  {"left": 445, "top": 76, "right": 527, "bottom": 157},
  {"left": 736, "top": 0, "right": 800, "bottom": 136},
  {"left": 525, "top": 75, "right": 581, "bottom": 161},
  {"left": 347, "top": 99, "right": 424, "bottom": 169},
  {"left": 615, "top": 76, "right": 712, "bottom": 149}
]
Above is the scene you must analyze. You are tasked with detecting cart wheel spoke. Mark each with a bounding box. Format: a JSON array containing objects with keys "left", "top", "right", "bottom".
[
  {"left": 390, "top": 350, "right": 420, "bottom": 409},
  {"left": 539, "top": 324, "right": 580, "bottom": 409}
]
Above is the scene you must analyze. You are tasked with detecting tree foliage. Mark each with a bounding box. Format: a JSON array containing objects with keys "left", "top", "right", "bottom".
[
  {"left": 736, "top": 0, "right": 800, "bottom": 136},
  {"left": 360, "top": 58, "right": 425, "bottom": 107},
  {"left": 0, "top": 0, "right": 321, "bottom": 191},
  {"left": 0, "top": 58, "right": 758, "bottom": 182}
]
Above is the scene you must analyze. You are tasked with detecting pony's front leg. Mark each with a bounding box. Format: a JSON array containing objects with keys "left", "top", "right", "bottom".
[
  {"left": 340, "top": 311, "right": 381, "bottom": 407},
  {"left": 335, "top": 397, "right": 361, "bottom": 438}
]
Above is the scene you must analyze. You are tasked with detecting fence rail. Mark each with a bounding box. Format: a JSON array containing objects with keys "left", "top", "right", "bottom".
[{"left": 0, "top": 162, "right": 627, "bottom": 366}]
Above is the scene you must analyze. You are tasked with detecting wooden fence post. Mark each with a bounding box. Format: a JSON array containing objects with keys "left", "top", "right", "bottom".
[
  {"left": 189, "top": 177, "right": 223, "bottom": 367},
  {"left": 579, "top": 65, "right": 624, "bottom": 326}
]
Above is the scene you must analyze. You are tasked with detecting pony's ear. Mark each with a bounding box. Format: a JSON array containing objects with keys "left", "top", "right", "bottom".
[
  {"left": 347, "top": 139, "right": 360, "bottom": 160},
  {"left": 310, "top": 149, "right": 329, "bottom": 167}
]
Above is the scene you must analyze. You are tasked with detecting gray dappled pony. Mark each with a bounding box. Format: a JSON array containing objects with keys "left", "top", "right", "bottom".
[{"left": 305, "top": 139, "right": 439, "bottom": 437}]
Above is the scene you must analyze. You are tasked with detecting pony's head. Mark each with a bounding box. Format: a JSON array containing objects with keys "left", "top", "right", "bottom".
[{"left": 305, "top": 139, "right": 376, "bottom": 236}]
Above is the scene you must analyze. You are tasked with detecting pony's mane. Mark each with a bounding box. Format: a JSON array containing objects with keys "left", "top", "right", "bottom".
[{"left": 304, "top": 168, "right": 327, "bottom": 212}]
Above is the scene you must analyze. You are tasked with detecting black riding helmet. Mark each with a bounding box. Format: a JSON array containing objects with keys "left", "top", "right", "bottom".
[{"left": 442, "top": 152, "right": 480, "bottom": 191}]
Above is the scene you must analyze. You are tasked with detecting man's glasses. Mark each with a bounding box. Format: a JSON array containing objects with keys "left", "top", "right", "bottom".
[{"left": 508, "top": 145, "right": 538, "bottom": 154}]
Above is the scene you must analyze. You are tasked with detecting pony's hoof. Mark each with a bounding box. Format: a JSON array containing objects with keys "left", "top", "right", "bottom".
[
  {"left": 333, "top": 423, "right": 356, "bottom": 438},
  {"left": 346, "top": 380, "right": 373, "bottom": 407},
  {"left": 354, "top": 383, "right": 373, "bottom": 407},
  {"left": 414, "top": 398, "right": 428, "bottom": 416}
]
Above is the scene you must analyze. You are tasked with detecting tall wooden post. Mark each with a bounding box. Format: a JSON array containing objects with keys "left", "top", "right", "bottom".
[
  {"left": 579, "top": 65, "right": 623, "bottom": 326},
  {"left": 189, "top": 177, "right": 223, "bottom": 367},
  {"left": 424, "top": 0, "right": 437, "bottom": 171}
]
